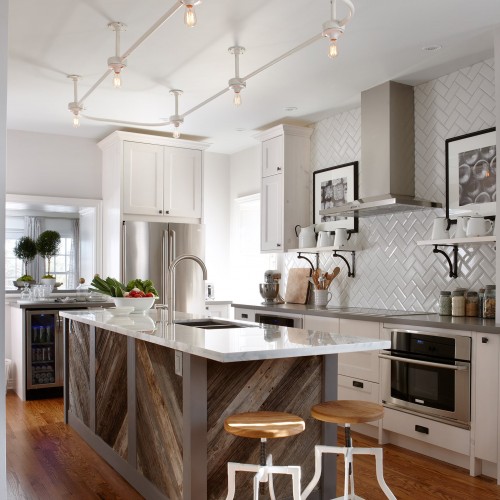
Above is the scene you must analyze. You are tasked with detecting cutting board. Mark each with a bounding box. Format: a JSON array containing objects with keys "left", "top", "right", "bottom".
[{"left": 285, "top": 268, "right": 311, "bottom": 304}]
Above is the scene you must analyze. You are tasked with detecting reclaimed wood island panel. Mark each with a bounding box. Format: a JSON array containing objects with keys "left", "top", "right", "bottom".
[{"left": 62, "top": 310, "right": 389, "bottom": 500}]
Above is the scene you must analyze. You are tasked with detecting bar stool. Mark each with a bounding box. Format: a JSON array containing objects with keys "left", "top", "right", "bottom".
[
  {"left": 301, "top": 400, "right": 396, "bottom": 500},
  {"left": 224, "top": 411, "right": 305, "bottom": 500}
]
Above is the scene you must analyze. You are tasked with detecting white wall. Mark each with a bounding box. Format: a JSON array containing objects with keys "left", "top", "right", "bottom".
[
  {"left": 1, "top": 0, "right": 8, "bottom": 493},
  {"left": 229, "top": 145, "right": 260, "bottom": 200},
  {"left": 203, "top": 152, "right": 231, "bottom": 299},
  {"left": 6, "top": 130, "right": 102, "bottom": 199}
]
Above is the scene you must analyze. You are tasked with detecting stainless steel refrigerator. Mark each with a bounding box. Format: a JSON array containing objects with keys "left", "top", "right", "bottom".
[{"left": 122, "top": 221, "right": 205, "bottom": 314}]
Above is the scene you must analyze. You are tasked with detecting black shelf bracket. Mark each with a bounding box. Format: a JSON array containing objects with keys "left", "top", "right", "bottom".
[
  {"left": 297, "top": 252, "right": 318, "bottom": 272},
  {"left": 432, "top": 244, "right": 458, "bottom": 279},
  {"left": 331, "top": 250, "right": 356, "bottom": 278}
]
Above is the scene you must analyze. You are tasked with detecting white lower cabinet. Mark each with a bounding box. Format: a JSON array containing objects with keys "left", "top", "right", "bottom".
[
  {"left": 303, "top": 315, "right": 339, "bottom": 334},
  {"left": 383, "top": 407, "right": 470, "bottom": 456},
  {"left": 472, "top": 332, "right": 499, "bottom": 464},
  {"left": 338, "top": 375, "right": 379, "bottom": 404},
  {"left": 205, "top": 303, "right": 231, "bottom": 319},
  {"left": 233, "top": 308, "right": 256, "bottom": 322}
]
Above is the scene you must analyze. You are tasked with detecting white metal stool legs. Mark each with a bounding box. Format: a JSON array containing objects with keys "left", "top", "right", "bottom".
[
  {"left": 226, "top": 454, "right": 302, "bottom": 500},
  {"left": 301, "top": 444, "right": 397, "bottom": 500}
]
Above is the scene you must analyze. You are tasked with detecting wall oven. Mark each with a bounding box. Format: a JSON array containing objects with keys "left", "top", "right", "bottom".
[{"left": 379, "top": 329, "right": 471, "bottom": 429}]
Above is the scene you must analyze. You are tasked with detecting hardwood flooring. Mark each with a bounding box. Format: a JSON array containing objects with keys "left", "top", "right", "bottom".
[{"left": 6, "top": 392, "right": 500, "bottom": 499}]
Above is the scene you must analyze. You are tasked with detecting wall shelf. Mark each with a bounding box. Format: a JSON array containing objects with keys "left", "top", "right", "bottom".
[
  {"left": 416, "top": 236, "right": 496, "bottom": 279},
  {"left": 290, "top": 247, "right": 357, "bottom": 278}
]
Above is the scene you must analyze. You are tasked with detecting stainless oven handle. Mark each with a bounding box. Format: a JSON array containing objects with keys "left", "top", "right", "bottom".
[{"left": 378, "top": 353, "right": 469, "bottom": 371}]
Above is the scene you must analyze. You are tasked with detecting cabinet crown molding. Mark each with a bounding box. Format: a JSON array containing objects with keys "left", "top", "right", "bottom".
[
  {"left": 254, "top": 124, "right": 314, "bottom": 143},
  {"left": 98, "top": 130, "right": 211, "bottom": 151}
]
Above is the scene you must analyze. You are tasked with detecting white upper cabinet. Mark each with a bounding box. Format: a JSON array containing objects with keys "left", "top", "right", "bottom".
[
  {"left": 262, "top": 135, "right": 284, "bottom": 177},
  {"left": 123, "top": 141, "right": 202, "bottom": 218},
  {"left": 256, "top": 124, "right": 313, "bottom": 253}
]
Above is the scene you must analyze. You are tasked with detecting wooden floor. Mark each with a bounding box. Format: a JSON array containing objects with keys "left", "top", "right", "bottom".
[{"left": 6, "top": 392, "right": 500, "bottom": 499}]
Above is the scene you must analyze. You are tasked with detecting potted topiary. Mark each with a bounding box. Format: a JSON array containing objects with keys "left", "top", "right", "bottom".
[
  {"left": 36, "top": 230, "right": 61, "bottom": 289},
  {"left": 13, "top": 236, "right": 37, "bottom": 288}
]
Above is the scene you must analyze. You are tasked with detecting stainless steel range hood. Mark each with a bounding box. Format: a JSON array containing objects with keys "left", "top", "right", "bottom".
[{"left": 320, "top": 81, "right": 441, "bottom": 218}]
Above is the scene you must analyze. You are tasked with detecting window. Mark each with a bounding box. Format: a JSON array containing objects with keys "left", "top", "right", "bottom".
[{"left": 5, "top": 216, "right": 79, "bottom": 290}]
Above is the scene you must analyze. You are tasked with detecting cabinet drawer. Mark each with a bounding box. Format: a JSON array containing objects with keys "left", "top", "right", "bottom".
[
  {"left": 338, "top": 320, "right": 380, "bottom": 382},
  {"left": 303, "top": 315, "right": 339, "bottom": 334},
  {"left": 338, "top": 375, "right": 379, "bottom": 404},
  {"left": 233, "top": 308, "right": 255, "bottom": 322},
  {"left": 382, "top": 407, "right": 470, "bottom": 456}
]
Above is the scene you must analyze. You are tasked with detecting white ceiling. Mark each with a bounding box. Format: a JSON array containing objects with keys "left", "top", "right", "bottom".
[{"left": 7, "top": 0, "right": 500, "bottom": 154}]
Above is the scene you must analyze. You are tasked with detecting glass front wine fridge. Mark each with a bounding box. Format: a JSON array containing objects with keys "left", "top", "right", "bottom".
[{"left": 26, "top": 310, "right": 63, "bottom": 399}]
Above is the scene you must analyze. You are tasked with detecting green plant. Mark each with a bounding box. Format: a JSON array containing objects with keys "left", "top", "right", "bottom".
[
  {"left": 13, "top": 236, "right": 37, "bottom": 280},
  {"left": 36, "top": 230, "right": 61, "bottom": 279},
  {"left": 90, "top": 276, "right": 127, "bottom": 297}
]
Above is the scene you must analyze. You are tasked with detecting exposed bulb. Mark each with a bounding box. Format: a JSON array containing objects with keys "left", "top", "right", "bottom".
[
  {"left": 233, "top": 92, "right": 242, "bottom": 107},
  {"left": 72, "top": 115, "right": 80, "bottom": 128},
  {"left": 173, "top": 126, "right": 181, "bottom": 139},
  {"left": 184, "top": 5, "right": 197, "bottom": 27},
  {"left": 328, "top": 40, "right": 338, "bottom": 59},
  {"left": 113, "top": 72, "right": 121, "bottom": 88}
]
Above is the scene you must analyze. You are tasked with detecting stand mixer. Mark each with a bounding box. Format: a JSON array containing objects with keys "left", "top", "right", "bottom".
[{"left": 259, "top": 270, "right": 284, "bottom": 305}]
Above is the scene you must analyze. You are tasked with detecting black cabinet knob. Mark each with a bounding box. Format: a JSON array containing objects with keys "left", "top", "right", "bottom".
[
  {"left": 482, "top": 337, "right": 489, "bottom": 343},
  {"left": 158, "top": 210, "right": 162, "bottom": 214}
]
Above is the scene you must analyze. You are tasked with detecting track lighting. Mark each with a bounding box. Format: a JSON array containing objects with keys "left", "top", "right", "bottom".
[
  {"left": 322, "top": 0, "right": 355, "bottom": 59},
  {"left": 107, "top": 22, "right": 127, "bottom": 88},
  {"left": 67, "top": 75, "right": 83, "bottom": 128},
  {"left": 180, "top": 1, "right": 202, "bottom": 28},
  {"left": 169, "top": 90, "right": 184, "bottom": 139},
  {"left": 228, "top": 46, "right": 246, "bottom": 107}
]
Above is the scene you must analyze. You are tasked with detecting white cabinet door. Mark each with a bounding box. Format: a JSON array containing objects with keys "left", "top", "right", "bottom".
[
  {"left": 262, "top": 135, "right": 283, "bottom": 177},
  {"left": 338, "top": 319, "right": 380, "bottom": 382},
  {"left": 473, "top": 332, "right": 499, "bottom": 463},
  {"left": 261, "top": 174, "right": 283, "bottom": 252},
  {"left": 164, "top": 147, "right": 202, "bottom": 218},
  {"left": 205, "top": 303, "right": 230, "bottom": 319},
  {"left": 123, "top": 142, "right": 164, "bottom": 215},
  {"left": 303, "top": 315, "right": 340, "bottom": 334}
]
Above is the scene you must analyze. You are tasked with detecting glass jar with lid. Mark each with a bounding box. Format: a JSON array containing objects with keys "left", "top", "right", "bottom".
[
  {"left": 478, "top": 288, "right": 485, "bottom": 318},
  {"left": 451, "top": 290, "right": 465, "bottom": 317},
  {"left": 465, "top": 291, "right": 479, "bottom": 317},
  {"left": 438, "top": 291, "right": 452, "bottom": 316},
  {"left": 483, "top": 285, "right": 496, "bottom": 319}
]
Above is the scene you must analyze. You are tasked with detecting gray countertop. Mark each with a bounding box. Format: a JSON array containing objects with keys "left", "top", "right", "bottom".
[
  {"left": 59, "top": 309, "right": 390, "bottom": 363},
  {"left": 232, "top": 302, "right": 500, "bottom": 334}
]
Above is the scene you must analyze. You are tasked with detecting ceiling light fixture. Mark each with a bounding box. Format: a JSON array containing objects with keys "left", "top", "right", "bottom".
[
  {"left": 322, "top": 0, "right": 355, "bottom": 59},
  {"left": 67, "top": 75, "right": 83, "bottom": 128},
  {"left": 107, "top": 22, "right": 127, "bottom": 88},
  {"left": 169, "top": 89, "right": 184, "bottom": 138},
  {"left": 180, "top": 0, "right": 201, "bottom": 28},
  {"left": 228, "top": 46, "right": 246, "bottom": 107}
]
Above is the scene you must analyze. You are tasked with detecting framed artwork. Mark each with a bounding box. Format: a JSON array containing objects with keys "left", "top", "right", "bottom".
[
  {"left": 446, "top": 127, "right": 496, "bottom": 219},
  {"left": 313, "top": 161, "right": 358, "bottom": 233}
]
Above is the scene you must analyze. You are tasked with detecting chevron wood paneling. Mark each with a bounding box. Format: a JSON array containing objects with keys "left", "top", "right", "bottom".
[
  {"left": 67, "top": 321, "right": 90, "bottom": 426},
  {"left": 284, "top": 59, "right": 496, "bottom": 312},
  {"left": 136, "top": 340, "right": 183, "bottom": 500},
  {"left": 95, "top": 329, "right": 128, "bottom": 459},
  {"left": 206, "top": 356, "right": 322, "bottom": 500}
]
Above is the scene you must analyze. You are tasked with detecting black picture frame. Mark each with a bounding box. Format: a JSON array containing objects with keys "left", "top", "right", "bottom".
[
  {"left": 313, "top": 161, "right": 359, "bottom": 233},
  {"left": 445, "top": 127, "right": 496, "bottom": 220}
]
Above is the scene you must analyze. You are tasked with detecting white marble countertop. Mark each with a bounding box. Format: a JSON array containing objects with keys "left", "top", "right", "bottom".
[{"left": 59, "top": 309, "right": 390, "bottom": 363}]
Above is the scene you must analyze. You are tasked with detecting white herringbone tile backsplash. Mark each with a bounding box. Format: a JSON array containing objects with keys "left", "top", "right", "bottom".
[{"left": 284, "top": 59, "right": 496, "bottom": 312}]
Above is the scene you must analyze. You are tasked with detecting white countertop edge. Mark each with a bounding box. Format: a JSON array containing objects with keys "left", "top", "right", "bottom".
[{"left": 60, "top": 309, "right": 390, "bottom": 363}]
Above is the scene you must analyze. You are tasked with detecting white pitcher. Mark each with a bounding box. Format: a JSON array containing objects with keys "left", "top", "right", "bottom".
[
  {"left": 431, "top": 217, "right": 449, "bottom": 240},
  {"left": 317, "top": 231, "right": 334, "bottom": 247},
  {"left": 294, "top": 225, "right": 316, "bottom": 248},
  {"left": 454, "top": 216, "right": 469, "bottom": 239},
  {"left": 466, "top": 216, "right": 494, "bottom": 237},
  {"left": 333, "top": 228, "right": 349, "bottom": 249}
]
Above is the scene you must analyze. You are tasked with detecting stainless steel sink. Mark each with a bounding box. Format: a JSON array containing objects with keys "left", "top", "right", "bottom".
[{"left": 174, "top": 319, "right": 251, "bottom": 330}]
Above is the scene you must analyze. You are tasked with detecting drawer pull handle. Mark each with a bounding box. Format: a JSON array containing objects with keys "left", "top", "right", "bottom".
[
  {"left": 352, "top": 381, "right": 364, "bottom": 389},
  {"left": 415, "top": 425, "right": 429, "bottom": 435},
  {"left": 242, "top": 313, "right": 248, "bottom": 319},
  {"left": 482, "top": 337, "right": 489, "bottom": 343}
]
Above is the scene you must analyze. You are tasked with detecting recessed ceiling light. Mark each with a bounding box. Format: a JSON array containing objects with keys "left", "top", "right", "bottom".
[
  {"left": 422, "top": 44, "right": 442, "bottom": 52},
  {"left": 285, "top": 106, "right": 298, "bottom": 112},
  {"left": 236, "top": 128, "right": 246, "bottom": 132}
]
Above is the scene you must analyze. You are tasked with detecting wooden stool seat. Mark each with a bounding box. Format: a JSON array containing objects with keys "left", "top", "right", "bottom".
[
  {"left": 311, "top": 400, "right": 384, "bottom": 425},
  {"left": 224, "top": 411, "right": 305, "bottom": 439}
]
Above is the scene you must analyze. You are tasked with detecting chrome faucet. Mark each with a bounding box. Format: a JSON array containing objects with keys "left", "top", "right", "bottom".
[{"left": 167, "top": 254, "right": 208, "bottom": 325}]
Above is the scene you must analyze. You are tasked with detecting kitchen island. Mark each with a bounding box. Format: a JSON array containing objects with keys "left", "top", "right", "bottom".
[{"left": 60, "top": 308, "right": 390, "bottom": 500}]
